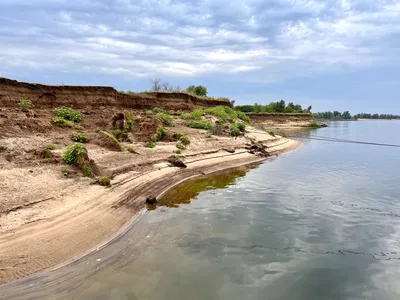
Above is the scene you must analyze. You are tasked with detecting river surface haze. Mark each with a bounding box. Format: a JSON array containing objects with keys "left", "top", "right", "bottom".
[{"left": 2, "top": 120, "right": 400, "bottom": 300}]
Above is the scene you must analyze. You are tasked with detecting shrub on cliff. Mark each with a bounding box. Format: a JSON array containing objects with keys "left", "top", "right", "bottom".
[
  {"left": 152, "top": 126, "right": 168, "bottom": 142},
  {"left": 156, "top": 112, "right": 174, "bottom": 127},
  {"left": 176, "top": 142, "right": 186, "bottom": 150},
  {"left": 63, "top": 143, "right": 87, "bottom": 166},
  {"left": 152, "top": 107, "right": 165, "bottom": 114},
  {"left": 54, "top": 106, "right": 83, "bottom": 123},
  {"left": 124, "top": 113, "right": 135, "bottom": 133},
  {"left": 309, "top": 120, "right": 323, "bottom": 128},
  {"left": 172, "top": 132, "right": 190, "bottom": 146},
  {"left": 53, "top": 116, "right": 75, "bottom": 128},
  {"left": 237, "top": 111, "right": 251, "bottom": 123},
  {"left": 71, "top": 132, "right": 88, "bottom": 143},
  {"left": 230, "top": 124, "right": 241, "bottom": 137},
  {"left": 98, "top": 176, "right": 111, "bottom": 187},
  {"left": 187, "top": 120, "right": 212, "bottom": 130},
  {"left": 148, "top": 126, "right": 169, "bottom": 148},
  {"left": 186, "top": 85, "right": 208, "bottom": 97},
  {"left": 19, "top": 99, "right": 34, "bottom": 112},
  {"left": 237, "top": 122, "right": 246, "bottom": 133},
  {"left": 63, "top": 143, "right": 96, "bottom": 177},
  {"left": 180, "top": 109, "right": 203, "bottom": 120}
]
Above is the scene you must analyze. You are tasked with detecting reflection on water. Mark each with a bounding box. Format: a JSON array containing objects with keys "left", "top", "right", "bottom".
[
  {"left": 157, "top": 164, "right": 258, "bottom": 208},
  {"left": 2, "top": 121, "right": 400, "bottom": 300}
]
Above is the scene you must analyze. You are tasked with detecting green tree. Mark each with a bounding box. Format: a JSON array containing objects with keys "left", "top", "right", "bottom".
[
  {"left": 342, "top": 111, "right": 352, "bottom": 119},
  {"left": 253, "top": 103, "right": 262, "bottom": 113},
  {"left": 276, "top": 100, "right": 286, "bottom": 113},
  {"left": 284, "top": 106, "right": 294, "bottom": 113},
  {"left": 186, "top": 85, "right": 208, "bottom": 97}
]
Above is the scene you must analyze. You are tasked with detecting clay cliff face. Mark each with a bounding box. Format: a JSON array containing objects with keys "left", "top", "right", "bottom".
[{"left": 0, "top": 78, "right": 231, "bottom": 111}]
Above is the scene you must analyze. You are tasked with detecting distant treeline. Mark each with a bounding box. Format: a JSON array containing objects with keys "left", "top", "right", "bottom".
[
  {"left": 313, "top": 111, "right": 400, "bottom": 120},
  {"left": 235, "top": 100, "right": 312, "bottom": 114}
]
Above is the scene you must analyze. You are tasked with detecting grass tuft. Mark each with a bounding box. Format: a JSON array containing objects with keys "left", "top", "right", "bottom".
[
  {"left": 45, "top": 143, "right": 56, "bottom": 150},
  {"left": 127, "top": 145, "right": 136, "bottom": 153},
  {"left": 100, "top": 131, "right": 124, "bottom": 151},
  {"left": 98, "top": 176, "right": 111, "bottom": 186}
]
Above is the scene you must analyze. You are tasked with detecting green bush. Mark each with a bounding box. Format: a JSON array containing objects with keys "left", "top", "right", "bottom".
[
  {"left": 122, "top": 112, "right": 135, "bottom": 133},
  {"left": 98, "top": 176, "right": 111, "bottom": 186},
  {"left": 127, "top": 145, "right": 136, "bottom": 153},
  {"left": 187, "top": 120, "right": 212, "bottom": 130},
  {"left": 309, "top": 120, "right": 323, "bottom": 128},
  {"left": 152, "top": 126, "right": 168, "bottom": 142},
  {"left": 186, "top": 85, "right": 208, "bottom": 97},
  {"left": 176, "top": 142, "right": 186, "bottom": 150},
  {"left": 205, "top": 106, "right": 251, "bottom": 124},
  {"left": 205, "top": 106, "right": 231, "bottom": 123},
  {"left": 237, "top": 122, "right": 246, "bottom": 132},
  {"left": 172, "top": 132, "right": 190, "bottom": 145},
  {"left": 54, "top": 106, "right": 83, "bottom": 123},
  {"left": 179, "top": 135, "right": 190, "bottom": 145},
  {"left": 71, "top": 132, "right": 88, "bottom": 143},
  {"left": 148, "top": 141, "right": 156, "bottom": 148},
  {"left": 0, "top": 145, "right": 7, "bottom": 151},
  {"left": 180, "top": 109, "right": 203, "bottom": 120},
  {"left": 63, "top": 143, "right": 87, "bottom": 166},
  {"left": 52, "top": 116, "right": 75, "bottom": 128},
  {"left": 156, "top": 112, "right": 174, "bottom": 126},
  {"left": 205, "top": 131, "right": 212, "bottom": 138},
  {"left": 230, "top": 124, "right": 241, "bottom": 137},
  {"left": 124, "top": 117, "right": 135, "bottom": 133},
  {"left": 237, "top": 111, "right": 251, "bottom": 123},
  {"left": 152, "top": 107, "right": 165, "bottom": 114},
  {"left": 172, "top": 132, "right": 184, "bottom": 139},
  {"left": 45, "top": 144, "right": 56, "bottom": 150},
  {"left": 19, "top": 99, "right": 34, "bottom": 112},
  {"left": 175, "top": 149, "right": 182, "bottom": 154},
  {"left": 266, "top": 130, "right": 276, "bottom": 137}
]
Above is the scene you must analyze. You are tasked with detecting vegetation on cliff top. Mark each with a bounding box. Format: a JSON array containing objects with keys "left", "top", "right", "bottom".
[
  {"left": 235, "top": 100, "right": 312, "bottom": 114},
  {"left": 118, "top": 78, "right": 231, "bottom": 103}
]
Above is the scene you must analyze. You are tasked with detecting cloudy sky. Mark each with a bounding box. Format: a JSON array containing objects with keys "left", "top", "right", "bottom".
[{"left": 1, "top": 0, "right": 399, "bottom": 113}]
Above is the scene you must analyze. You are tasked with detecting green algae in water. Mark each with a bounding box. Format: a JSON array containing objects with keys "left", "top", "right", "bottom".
[{"left": 156, "top": 163, "right": 261, "bottom": 209}]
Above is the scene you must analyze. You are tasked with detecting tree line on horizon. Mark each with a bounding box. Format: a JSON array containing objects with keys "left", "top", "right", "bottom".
[
  {"left": 313, "top": 111, "right": 400, "bottom": 120},
  {"left": 235, "top": 100, "right": 312, "bottom": 114}
]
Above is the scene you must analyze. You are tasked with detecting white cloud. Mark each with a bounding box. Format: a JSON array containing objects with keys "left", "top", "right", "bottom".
[{"left": 0, "top": 0, "right": 399, "bottom": 80}]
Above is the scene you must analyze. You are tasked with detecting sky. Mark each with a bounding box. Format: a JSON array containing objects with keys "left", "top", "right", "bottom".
[{"left": 1, "top": 0, "right": 399, "bottom": 114}]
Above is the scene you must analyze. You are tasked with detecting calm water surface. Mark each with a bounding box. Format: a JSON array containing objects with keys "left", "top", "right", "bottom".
[{"left": 2, "top": 121, "right": 400, "bottom": 300}]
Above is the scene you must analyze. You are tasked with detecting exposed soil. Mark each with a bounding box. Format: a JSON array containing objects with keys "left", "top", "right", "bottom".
[
  {"left": 0, "top": 77, "right": 230, "bottom": 110},
  {"left": 0, "top": 106, "right": 301, "bottom": 284},
  {"left": 248, "top": 113, "right": 313, "bottom": 128}
]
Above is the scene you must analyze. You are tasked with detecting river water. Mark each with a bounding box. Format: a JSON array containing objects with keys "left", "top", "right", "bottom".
[{"left": 2, "top": 121, "right": 400, "bottom": 300}]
